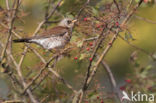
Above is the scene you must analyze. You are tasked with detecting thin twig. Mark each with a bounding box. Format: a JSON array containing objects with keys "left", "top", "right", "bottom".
[
  {"left": 84, "top": 34, "right": 153, "bottom": 60},
  {"left": 101, "top": 60, "right": 122, "bottom": 102},
  {"left": 16, "top": 47, "right": 39, "bottom": 103},
  {"left": 134, "top": 15, "right": 156, "bottom": 24},
  {"left": 127, "top": 0, "right": 134, "bottom": 11},
  {"left": 2, "top": 100, "right": 23, "bottom": 103},
  {"left": 113, "top": 0, "right": 120, "bottom": 14},
  {"left": 83, "top": 36, "right": 99, "bottom": 41},
  {"left": 48, "top": 67, "right": 77, "bottom": 93},
  {"left": 0, "top": 41, "right": 23, "bottom": 91},
  {"left": 121, "top": 0, "right": 143, "bottom": 26},
  {"left": 5, "top": 0, "right": 10, "bottom": 10},
  {"left": 76, "top": 0, "right": 90, "bottom": 19},
  {"left": 22, "top": 53, "right": 59, "bottom": 94},
  {"left": 46, "top": 0, "right": 63, "bottom": 20},
  {"left": 31, "top": 72, "right": 49, "bottom": 92},
  {"left": 118, "top": 34, "right": 154, "bottom": 59},
  {"left": 83, "top": 26, "right": 108, "bottom": 91},
  {"left": 1, "top": 0, "right": 20, "bottom": 61}
]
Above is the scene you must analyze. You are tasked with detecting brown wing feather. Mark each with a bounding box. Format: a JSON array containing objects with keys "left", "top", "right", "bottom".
[{"left": 31, "top": 26, "right": 69, "bottom": 39}]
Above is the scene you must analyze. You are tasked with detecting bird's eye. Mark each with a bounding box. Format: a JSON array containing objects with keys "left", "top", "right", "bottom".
[{"left": 67, "top": 20, "right": 72, "bottom": 24}]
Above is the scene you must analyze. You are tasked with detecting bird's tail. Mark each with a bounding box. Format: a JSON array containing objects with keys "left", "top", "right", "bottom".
[{"left": 13, "top": 38, "right": 31, "bottom": 43}]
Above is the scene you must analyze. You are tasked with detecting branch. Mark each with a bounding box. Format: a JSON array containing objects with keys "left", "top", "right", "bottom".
[
  {"left": 121, "top": 0, "right": 143, "bottom": 26},
  {"left": 76, "top": 0, "right": 90, "bottom": 19},
  {"left": 101, "top": 60, "right": 122, "bottom": 102},
  {"left": 22, "top": 53, "right": 61, "bottom": 94},
  {"left": 5, "top": 0, "right": 10, "bottom": 10},
  {"left": 113, "top": 0, "right": 120, "bottom": 14},
  {"left": 83, "top": 34, "right": 154, "bottom": 60},
  {"left": 2, "top": 100, "right": 23, "bottom": 103},
  {"left": 0, "top": 41, "right": 26, "bottom": 100},
  {"left": 118, "top": 34, "right": 154, "bottom": 60},
  {"left": 48, "top": 66, "right": 77, "bottom": 93},
  {"left": 16, "top": 47, "right": 39, "bottom": 103},
  {"left": 31, "top": 72, "right": 49, "bottom": 92},
  {"left": 83, "top": 26, "right": 108, "bottom": 91},
  {"left": 46, "top": 0, "right": 63, "bottom": 20},
  {"left": 83, "top": 36, "right": 98, "bottom": 41},
  {"left": 134, "top": 15, "right": 156, "bottom": 24},
  {"left": 1, "top": 0, "right": 20, "bottom": 62}
]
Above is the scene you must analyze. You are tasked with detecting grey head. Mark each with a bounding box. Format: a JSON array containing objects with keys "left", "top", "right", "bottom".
[{"left": 59, "top": 18, "right": 77, "bottom": 29}]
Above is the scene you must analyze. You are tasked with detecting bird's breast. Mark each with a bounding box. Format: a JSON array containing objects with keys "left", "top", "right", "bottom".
[{"left": 30, "top": 36, "right": 68, "bottom": 50}]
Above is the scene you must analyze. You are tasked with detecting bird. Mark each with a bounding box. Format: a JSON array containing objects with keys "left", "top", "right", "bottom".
[{"left": 13, "top": 18, "right": 77, "bottom": 50}]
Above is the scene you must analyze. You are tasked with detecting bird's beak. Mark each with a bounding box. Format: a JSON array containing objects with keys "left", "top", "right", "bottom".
[{"left": 72, "top": 19, "right": 77, "bottom": 23}]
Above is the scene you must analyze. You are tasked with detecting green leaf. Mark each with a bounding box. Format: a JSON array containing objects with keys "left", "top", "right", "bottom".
[
  {"left": 124, "top": 32, "right": 129, "bottom": 41},
  {"left": 135, "top": 0, "right": 140, "bottom": 3},
  {"left": 124, "top": 31, "right": 135, "bottom": 41},
  {"left": 135, "top": 61, "right": 140, "bottom": 67},
  {"left": 88, "top": 91, "right": 97, "bottom": 98},
  {"left": 89, "top": 94, "right": 100, "bottom": 100},
  {"left": 145, "top": 65, "right": 152, "bottom": 71},
  {"left": 92, "top": 7, "right": 98, "bottom": 16},
  {"left": 79, "top": 54, "right": 86, "bottom": 60},
  {"left": 140, "top": 65, "right": 152, "bottom": 78},
  {"left": 71, "top": 35, "right": 78, "bottom": 42}
]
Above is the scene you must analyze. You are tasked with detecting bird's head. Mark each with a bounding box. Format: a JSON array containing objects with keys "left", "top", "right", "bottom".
[{"left": 59, "top": 18, "right": 77, "bottom": 29}]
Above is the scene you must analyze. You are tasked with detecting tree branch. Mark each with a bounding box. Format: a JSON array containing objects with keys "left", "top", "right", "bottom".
[
  {"left": 101, "top": 60, "right": 122, "bottom": 102},
  {"left": 113, "top": 0, "right": 120, "bottom": 14}
]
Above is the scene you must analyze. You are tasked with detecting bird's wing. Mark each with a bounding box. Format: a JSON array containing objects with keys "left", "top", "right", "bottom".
[{"left": 31, "top": 26, "right": 69, "bottom": 39}]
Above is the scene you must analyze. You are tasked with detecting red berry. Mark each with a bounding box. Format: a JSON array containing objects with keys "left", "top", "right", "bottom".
[
  {"left": 144, "top": 0, "right": 148, "bottom": 3},
  {"left": 116, "top": 22, "right": 119, "bottom": 26},
  {"left": 96, "top": 24, "right": 101, "bottom": 28},
  {"left": 100, "top": 28, "right": 103, "bottom": 31},
  {"left": 101, "top": 100, "right": 104, "bottom": 103},
  {"left": 97, "top": 96, "right": 100, "bottom": 99},
  {"left": 89, "top": 58, "right": 93, "bottom": 61},
  {"left": 89, "top": 42, "right": 93, "bottom": 46},
  {"left": 85, "top": 101, "right": 88, "bottom": 103},
  {"left": 84, "top": 18, "right": 88, "bottom": 21},
  {"left": 125, "top": 79, "right": 131, "bottom": 83},
  {"left": 147, "top": 86, "right": 152, "bottom": 90},
  {"left": 13, "top": 27, "right": 16, "bottom": 30},
  {"left": 74, "top": 57, "right": 78, "bottom": 60},
  {"left": 86, "top": 48, "right": 90, "bottom": 51},
  {"left": 108, "top": 42, "right": 112, "bottom": 46},
  {"left": 120, "top": 86, "right": 126, "bottom": 90}
]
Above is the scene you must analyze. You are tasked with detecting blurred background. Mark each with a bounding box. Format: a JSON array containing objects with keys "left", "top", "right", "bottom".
[{"left": 0, "top": 0, "right": 156, "bottom": 102}]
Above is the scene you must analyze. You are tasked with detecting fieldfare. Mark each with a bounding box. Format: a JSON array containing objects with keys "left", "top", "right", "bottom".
[{"left": 13, "top": 18, "right": 77, "bottom": 50}]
